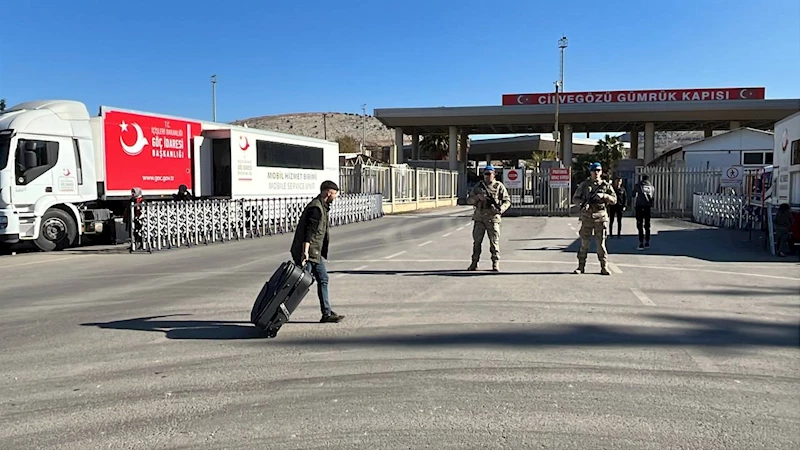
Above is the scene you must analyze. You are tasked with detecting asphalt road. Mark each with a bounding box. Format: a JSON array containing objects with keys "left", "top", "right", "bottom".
[{"left": 1, "top": 206, "right": 798, "bottom": 449}]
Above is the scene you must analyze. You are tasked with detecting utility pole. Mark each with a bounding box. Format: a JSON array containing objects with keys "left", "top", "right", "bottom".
[
  {"left": 554, "top": 81, "right": 561, "bottom": 162},
  {"left": 361, "top": 104, "right": 367, "bottom": 154},
  {"left": 210, "top": 74, "right": 217, "bottom": 122},
  {"left": 558, "top": 35, "right": 568, "bottom": 93},
  {"left": 323, "top": 113, "right": 327, "bottom": 140}
]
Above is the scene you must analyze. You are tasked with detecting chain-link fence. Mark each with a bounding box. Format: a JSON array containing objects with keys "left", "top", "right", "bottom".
[{"left": 130, "top": 193, "right": 383, "bottom": 253}]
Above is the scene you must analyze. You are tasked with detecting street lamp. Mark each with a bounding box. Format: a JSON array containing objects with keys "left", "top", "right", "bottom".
[
  {"left": 210, "top": 74, "right": 218, "bottom": 122},
  {"left": 554, "top": 80, "right": 561, "bottom": 161},
  {"left": 558, "top": 36, "right": 568, "bottom": 93}
]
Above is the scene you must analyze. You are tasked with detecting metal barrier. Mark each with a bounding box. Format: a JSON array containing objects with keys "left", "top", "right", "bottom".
[
  {"left": 506, "top": 168, "right": 571, "bottom": 216},
  {"left": 392, "top": 165, "right": 416, "bottom": 203},
  {"left": 636, "top": 166, "right": 722, "bottom": 217},
  {"left": 340, "top": 166, "right": 390, "bottom": 198},
  {"left": 692, "top": 194, "right": 744, "bottom": 228},
  {"left": 417, "top": 168, "right": 437, "bottom": 201},
  {"left": 130, "top": 193, "right": 384, "bottom": 253},
  {"left": 339, "top": 164, "right": 459, "bottom": 203}
]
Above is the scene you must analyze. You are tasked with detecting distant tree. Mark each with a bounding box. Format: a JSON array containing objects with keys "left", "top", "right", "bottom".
[
  {"left": 420, "top": 133, "right": 449, "bottom": 160},
  {"left": 572, "top": 135, "right": 626, "bottom": 186},
  {"left": 336, "top": 135, "right": 359, "bottom": 153},
  {"left": 0, "top": 99, "right": 6, "bottom": 111},
  {"left": 592, "top": 134, "right": 626, "bottom": 174},
  {"left": 524, "top": 149, "right": 557, "bottom": 168}
]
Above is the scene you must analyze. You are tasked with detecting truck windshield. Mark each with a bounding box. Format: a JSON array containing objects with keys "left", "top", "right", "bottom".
[{"left": 0, "top": 133, "right": 11, "bottom": 171}]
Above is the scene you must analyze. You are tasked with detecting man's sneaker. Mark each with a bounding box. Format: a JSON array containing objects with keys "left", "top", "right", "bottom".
[
  {"left": 492, "top": 261, "right": 499, "bottom": 272},
  {"left": 637, "top": 244, "right": 644, "bottom": 251},
  {"left": 573, "top": 267, "right": 585, "bottom": 274},
  {"left": 467, "top": 262, "right": 478, "bottom": 271},
  {"left": 320, "top": 311, "right": 344, "bottom": 323},
  {"left": 644, "top": 242, "right": 650, "bottom": 249},
  {"left": 600, "top": 266, "right": 611, "bottom": 276}
]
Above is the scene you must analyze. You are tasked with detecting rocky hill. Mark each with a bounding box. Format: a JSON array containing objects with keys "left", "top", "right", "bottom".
[
  {"left": 231, "top": 112, "right": 410, "bottom": 147},
  {"left": 232, "top": 111, "right": 715, "bottom": 158}
]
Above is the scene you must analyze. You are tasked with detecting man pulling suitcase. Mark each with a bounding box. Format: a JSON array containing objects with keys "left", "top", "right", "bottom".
[{"left": 290, "top": 180, "right": 345, "bottom": 323}]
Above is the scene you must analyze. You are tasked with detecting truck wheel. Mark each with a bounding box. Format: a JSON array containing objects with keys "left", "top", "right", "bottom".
[{"left": 34, "top": 209, "right": 78, "bottom": 252}]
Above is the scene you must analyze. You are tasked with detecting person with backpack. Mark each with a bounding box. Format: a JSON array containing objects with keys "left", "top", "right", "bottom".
[{"left": 633, "top": 175, "right": 655, "bottom": 250}]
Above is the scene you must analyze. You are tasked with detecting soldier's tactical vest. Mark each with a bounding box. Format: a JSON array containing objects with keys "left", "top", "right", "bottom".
[
  {"left": 579, "top": 179, "right": 613, "bottom": 223},
  {"left": 472, "top": 181, "right": 505, "bottom": 222}
]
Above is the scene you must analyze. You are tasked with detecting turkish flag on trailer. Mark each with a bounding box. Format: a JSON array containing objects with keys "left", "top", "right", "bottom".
[{"left": 103, "top": 110, "right": 202, "bottom": 193}]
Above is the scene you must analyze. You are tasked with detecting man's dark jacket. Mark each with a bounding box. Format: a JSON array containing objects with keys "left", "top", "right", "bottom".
[{"left": 290, "top": 196, "right": 330, "bottom": 264}]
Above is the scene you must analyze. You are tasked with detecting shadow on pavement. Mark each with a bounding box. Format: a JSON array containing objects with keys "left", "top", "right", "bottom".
[
  {"left": 329, "top": 269, "right": 574, "bottom": 277},
  {"left": 280, "top": 314, "right": 800, "bottom": 349},
  {"left": 560, "top": 226, "right": 783, "bottom": 263},
  {"left": 81, "top": 314, "right": 265, "bottom": 340},
  {"left": 650, "top": 286, "right": 800, "bottom": 297}
]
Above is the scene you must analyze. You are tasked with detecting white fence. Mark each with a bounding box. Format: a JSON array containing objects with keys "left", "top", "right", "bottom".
[
  {"left": 636, "top": 166, "right": 722, "bottom": 217},
  {"left": 506, "top": 168, "right": 571, "bottom": 216},
  {"left": 340, "top": 164, "right": 459, "bottom": 203},
  {"left": 130, "top": 193, "right": 384, "bottom": 253}
]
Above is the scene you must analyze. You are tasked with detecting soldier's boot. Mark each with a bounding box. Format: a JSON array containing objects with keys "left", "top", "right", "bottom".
[
  {"left": 492, "top": 261, "right": 499, "bottom": 272},
  {"left": 467, "top": 261, "right": 478, "bottom": 271},
  {"left": 573, "top": 263, "right": 585, "bottom": 274},
  {"left": 600, "top": 265, "right": 611, "bottom": 276}
]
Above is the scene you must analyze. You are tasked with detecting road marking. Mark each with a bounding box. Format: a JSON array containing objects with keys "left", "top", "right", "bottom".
[
  {"left": 442, "top": 232, "right": 453, "bottom": 237},
  {"left": 456, "top": 226, "right": 465, "bottom": 231},
  {"left": 629, "top": 288, "right": 655, "bottom": 306},
  {"left": 384, "top": 251, "right": 407, "bottom": 259},
  {"left": 608, "top": 263, "right": 623, "bottom": 274},
  {"left": 685, "top": 350, "right": 718, "bottom": 373},
  {"left": 2, "top": 256, "right": 79, "bottom": 268},
  {"left": 615, "top": 263, "right": 800, "bottom": 282},
  {"left": 330, "top": 259, "right": 800, "bottom": 281},
  {"left": 418, "top": 240, "right": 433, "bottom": 247}
]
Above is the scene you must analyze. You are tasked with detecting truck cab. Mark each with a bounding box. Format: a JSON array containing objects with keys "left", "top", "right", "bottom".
[{"left": 0, "top": 100, "right": 99, "bottom": 251}]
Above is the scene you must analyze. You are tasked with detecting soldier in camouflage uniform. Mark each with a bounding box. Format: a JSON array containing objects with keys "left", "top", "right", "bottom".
[
  {"left": 572, "top": 162, "right": 617, "bottom": 275},
  {"left": 466, "top": 165, "right": 511, "bottom": 272}
]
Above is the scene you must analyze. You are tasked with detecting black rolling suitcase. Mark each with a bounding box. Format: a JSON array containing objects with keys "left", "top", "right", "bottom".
[{"left": 250, "top": 260, "right": 314, "bottom": 338}]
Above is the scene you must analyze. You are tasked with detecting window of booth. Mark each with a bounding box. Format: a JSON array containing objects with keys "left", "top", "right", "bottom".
[{"left": 256, "top": 140, "right": 324, "bottom": 170}]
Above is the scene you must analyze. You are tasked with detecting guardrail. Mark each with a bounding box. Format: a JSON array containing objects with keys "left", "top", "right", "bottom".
[{"left": 130, "top": 193, "right": 384, "bottom": 253}]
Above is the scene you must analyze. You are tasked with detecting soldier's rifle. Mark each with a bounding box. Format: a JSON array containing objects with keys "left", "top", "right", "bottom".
[
  {"left": 476, "top": 181, "right": 502, "bottom": 212},
  {"left": 580, "top": 184, "right": 607, "bottom": 211}
]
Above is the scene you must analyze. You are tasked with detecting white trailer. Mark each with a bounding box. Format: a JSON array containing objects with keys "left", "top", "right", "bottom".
[{"left": 0, "top": 100, "right": 339, "bottom": 251}]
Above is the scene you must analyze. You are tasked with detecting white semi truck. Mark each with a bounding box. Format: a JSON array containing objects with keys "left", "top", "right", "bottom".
[{"left": 0, "top": 100, "right": 339, "bottom": 251}]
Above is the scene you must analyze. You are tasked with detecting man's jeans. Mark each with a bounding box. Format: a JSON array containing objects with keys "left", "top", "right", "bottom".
[{"left": 304, "top": 258, "right": 331, "bottom": 316}]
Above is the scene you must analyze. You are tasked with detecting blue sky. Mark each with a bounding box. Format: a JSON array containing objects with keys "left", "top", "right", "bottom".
[{"left": 3, "top": 0, "right": 799, "bottom": 134}]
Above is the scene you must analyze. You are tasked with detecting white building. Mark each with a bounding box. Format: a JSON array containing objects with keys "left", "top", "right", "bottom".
[{"left": 648, "top": 128, "right": 774, "bottom": 170}]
